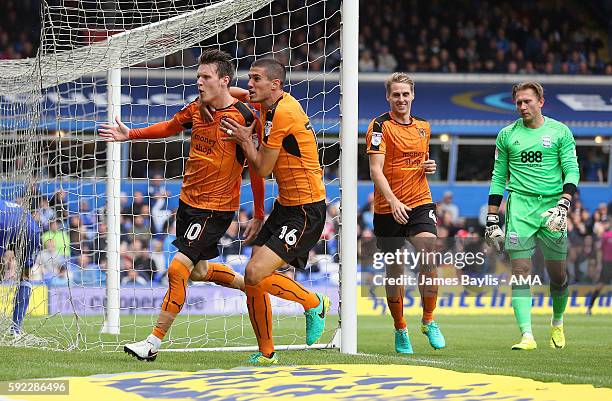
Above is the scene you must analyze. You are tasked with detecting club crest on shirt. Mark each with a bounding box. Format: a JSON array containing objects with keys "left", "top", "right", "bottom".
[
  {"left": 418, "top": 128, "right": 427, "bottom": 138},
  {"left": 371, "top": 131, "right": 382, "bottom": 146},
  {"left": 542, "top": 135, "right": 551, "bottom": 148},
  {"left": 508, "top": 232, "right": 519, "bottom": 245},
  {"left": 264, "top": 120, "right": 273, "bottom": 137}
]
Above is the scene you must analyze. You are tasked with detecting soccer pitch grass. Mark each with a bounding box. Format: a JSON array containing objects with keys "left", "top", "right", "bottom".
[{"left": 1, "top": 314, "right": 610, "bottom": 388}]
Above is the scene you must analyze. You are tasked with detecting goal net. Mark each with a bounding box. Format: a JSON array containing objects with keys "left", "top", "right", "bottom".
[{"left": 0, "top": 0, "right": 345, "bottom": 352}]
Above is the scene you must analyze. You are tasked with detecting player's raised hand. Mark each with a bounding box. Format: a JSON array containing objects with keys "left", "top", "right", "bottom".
[
  {"left": 389, "top": 197, "right": 411, "bottom": 225},
  {"left": 422, "top": 152, "right": 436, "bottom": 175},
  {"left": 198, "top": 100, "right": 215, "bottom": 123},
  {"left": 98, "top": 116, "right": 130, "bottom": 141},
  {"left": 220, "top": 117, "right": 256, "bottom": 145},
  {"left": 243, "top": 218, "right": 263, "bottom": 245}
]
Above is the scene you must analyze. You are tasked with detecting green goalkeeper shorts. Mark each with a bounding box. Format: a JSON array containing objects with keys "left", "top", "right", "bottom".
[{"left": 504, "top": 191, "right": 567, "bottom": 260}]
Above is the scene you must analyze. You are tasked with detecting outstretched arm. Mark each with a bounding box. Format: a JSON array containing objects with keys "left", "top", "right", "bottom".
[{"left": 99, "top": 116, "right": 183, "bottom": 141}]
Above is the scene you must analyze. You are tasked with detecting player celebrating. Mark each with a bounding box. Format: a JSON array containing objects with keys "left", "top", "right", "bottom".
[
  {"left": 220, "top": 58, "right": 329, "bottom": 365},
  {"left": 485, "top": 82, "right": 579, "bottom": 350},
  {"left": 99, "top": 49, "right": 265, "bottom": 361},
  {"left": 0, "top": 199, "right": 41, "bottom": 338},
  {"left": 366, "top": 72, "right": 444, "bottom": 354}
]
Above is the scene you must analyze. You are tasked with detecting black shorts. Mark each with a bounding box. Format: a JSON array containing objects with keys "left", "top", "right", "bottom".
[
  {"left": 599, "top": 261, "right": 612, "bottom": 284},
  {"left": 172, "top": 200, "right": 235, "bottom": 264},
  {"left": 374, "top": 203, "right": 437, "bottom": 252},
  {"left": 252, "top": 200, "right": 326, "bottom": 270}
]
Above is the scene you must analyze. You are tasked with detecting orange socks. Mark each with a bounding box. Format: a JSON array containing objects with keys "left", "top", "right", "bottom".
[
  {"left": 161, "top": 258, "right": 191, "bottom": 313},
  {"left": 258, "top": 272, "right": 319, "bottom": 310},
  {"left": 422, "top": 295, "right": 437, "bottom": 322},
  {"left": 152, "top": 326, "right": 167, "bottom": 340},
  {"left": 245, "top": 272, "right": 319, "bottom": 356},
  {"left": 386, "top": 296, "right": 407, "bottom": 329},
  {"left": 245, "top": 283, "right": 274, "bottom": 357},
  {"left": 204, "top": 262, "right": 237, "bottom": 288},
  {"left": 419, "top": 270, "right": 438, "bottom": 323}
]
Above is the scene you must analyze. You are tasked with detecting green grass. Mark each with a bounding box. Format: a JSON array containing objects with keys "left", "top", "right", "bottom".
[{"left": 1, "top": 314, "right": 611, "bottom": 388}]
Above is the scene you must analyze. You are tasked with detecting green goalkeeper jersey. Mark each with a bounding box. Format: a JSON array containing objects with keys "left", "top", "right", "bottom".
[{"left": 489, "top": 116, "right": 580, "bottom": 197}]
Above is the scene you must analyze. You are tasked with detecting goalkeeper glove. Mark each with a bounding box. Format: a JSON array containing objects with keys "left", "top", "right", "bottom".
[
  {"left": 540, "top": 198, "right": 570, "bottom": 232},
  {"left": 485, "top": 213, "right": 504, "bottom": 252}
]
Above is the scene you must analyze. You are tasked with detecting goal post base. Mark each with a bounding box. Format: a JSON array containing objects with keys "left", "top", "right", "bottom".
[{"left": 161, "top": 328, "right": 342, "bottom": 353}]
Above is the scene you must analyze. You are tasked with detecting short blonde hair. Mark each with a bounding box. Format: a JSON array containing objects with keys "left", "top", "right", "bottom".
[
  {"left": 512, "top": 82, "right": 544, "bottom": 101},
  {"left": 385, "top": 72, "right": 414, "bottom": 95}
]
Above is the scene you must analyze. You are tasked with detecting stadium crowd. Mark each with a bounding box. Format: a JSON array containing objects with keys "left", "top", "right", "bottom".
[
  {"left": 4, "top": 0, "right": 611, "bottom": 76},
  {"left": 358, "top": 0, "right": 611, "bottom": 74},
  {"left": 9, "top": 182, "right": 608, "bottom": 289},
  {"left": 10, "top": 176, "right": 340, "bottom": 288},
  {"left": 0, "top": 0, "right": 39, "bottom": 59}
]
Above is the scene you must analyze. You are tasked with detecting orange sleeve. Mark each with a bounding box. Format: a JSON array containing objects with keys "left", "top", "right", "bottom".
[
  {"left": 366, "top": 119, "right": 386, "bottom": 154},
  {"left": 248, "top": 165, "right": 265, "bottom": 219},
  {"left": 261, "top": 108, "right": 291, "bottom": 150},
  {"left": 129, "top": 102, "right": 194, "bottom": 139},
  {"left": 128, "top": 118, "right": 183, "bottom": 139}
]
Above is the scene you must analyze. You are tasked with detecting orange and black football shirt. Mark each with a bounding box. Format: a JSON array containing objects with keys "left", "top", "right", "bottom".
[
  {"left": 366, "top": 112, "right": 433, "bottom": 214},
  {"left": 129, "top": 99, "right": 264, "bottom": 216},
  {"left": 258, "top": 92, "right": 326, "bottom": 206}
]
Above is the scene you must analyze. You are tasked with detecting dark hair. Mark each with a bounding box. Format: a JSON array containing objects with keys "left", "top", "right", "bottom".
[
  {"left": 198, "top": 49, "right": 235, "bottom": 82},
  {"left": 251, "top": 58, "right": 286, "bottom": 85}
]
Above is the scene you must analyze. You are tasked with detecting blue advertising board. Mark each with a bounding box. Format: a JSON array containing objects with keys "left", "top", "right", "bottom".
[{"left": 2, "top": 78, "right": 611, "bottom": 136}]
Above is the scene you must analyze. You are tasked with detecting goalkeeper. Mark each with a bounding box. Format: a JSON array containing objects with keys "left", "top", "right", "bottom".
[
  {"left": 485, "top": 82, "right": 579, "bottom": 350},
  {"left": 0, "top": 199, "right": 41, "bottom": 337}
]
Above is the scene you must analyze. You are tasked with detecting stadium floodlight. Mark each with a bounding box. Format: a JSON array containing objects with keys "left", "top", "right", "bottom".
[{"left": 0, "top": 0, "right": 357, "bottom": 354}]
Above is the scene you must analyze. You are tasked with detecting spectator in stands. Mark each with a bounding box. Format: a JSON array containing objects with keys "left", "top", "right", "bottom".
[
  {"left": 37, "top": 198, "right": 56, "bottom": 231},
  {"left": 121, "top": 266, "right": 148, "bottom": 287},
  {"left": 148, "top": 173, "right": 167, "bottom": 199},
  {"left": 0, "top": 250, "right": 18, "bottom": 281},
  {"left": 32, "top": 238, "right": 65, "bottom": 282},
  {"left": 78, "top": 200, "right": 97, "bottom": 240},
  {"left": 131, "top": 214, "right": 152, "bottom": 245},
  {"left": 150, "top": 239, "right": 167, "bottom": 283},
  {"left": 377, "top": 45, "right": 398, "bottom": 72},
  {"left": 71, "top": 253, "right": 102, "bottom": 286},
  {"left": 438, "top": 191, "right": 459, "bottom": 224},
  {"left": 92, "top": 221, "right": 107, "bottom": 265},
  {"left": 150, "top": 190, "right": 172, "bottom": 236},
  {"left": 48, "top": 189, "right": 69, "bottom": 222},
  {"left": 131, "top": 191, "right": 147, "bottom": 217},
  {"left": 49, "top": 265, "right": 69, "bottom": 287},
  {"left": 359, "top": 49, "right": 376, "bottom": 72},
  {"left": 42, "top": 219, "right": 70, "bottom": 259},
  {"left": 132, "top": 238, "right": 157, "bottom": 282}
]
